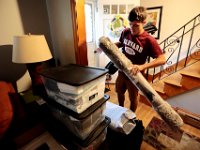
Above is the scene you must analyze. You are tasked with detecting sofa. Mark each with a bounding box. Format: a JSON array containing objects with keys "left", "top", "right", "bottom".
[
  {"left": 0, "top": 81, "right": 46, "bottom": 149},
  {"left": 0, "top": 81, "right": 14, "bottom": 139}
]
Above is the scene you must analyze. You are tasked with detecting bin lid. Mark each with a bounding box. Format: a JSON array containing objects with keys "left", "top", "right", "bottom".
[{"left": 39, "top": 64, "right": 108, "bottom": 86}]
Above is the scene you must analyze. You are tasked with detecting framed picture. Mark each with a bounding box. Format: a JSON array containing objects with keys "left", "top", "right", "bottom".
[
  {"left": 119, "top": 5, "right": 126, "bottom": 14},
  {"left": 145, "top": 6, "right": 163, "bottom": 39},
  {"left": 103, "top": 5, "right": 110, "bottom": 14},
  {"left": 111, "top": 5, "right": 118, "bottom": 14}
]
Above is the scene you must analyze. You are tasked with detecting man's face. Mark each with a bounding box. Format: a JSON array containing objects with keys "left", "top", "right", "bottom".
[{"left": 129, "top": 20, "right": 143, "bottom": 35}]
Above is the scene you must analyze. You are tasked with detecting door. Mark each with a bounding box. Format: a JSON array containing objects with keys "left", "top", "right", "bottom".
[{"left": 85, "top": 0, "right": 98, "bottom": 67}]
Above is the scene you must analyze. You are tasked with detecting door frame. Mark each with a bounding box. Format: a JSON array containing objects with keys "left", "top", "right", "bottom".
[
  {"left": 70, "top": 0, "right": 88, "bottom": 65},
  {"left": 85, "top": 0, "right": 98, "bottom": 67}
]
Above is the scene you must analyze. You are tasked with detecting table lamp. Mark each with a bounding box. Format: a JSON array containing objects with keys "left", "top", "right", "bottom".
[{"left": 12, "top": 34, "right": 53, "bottom": 95}]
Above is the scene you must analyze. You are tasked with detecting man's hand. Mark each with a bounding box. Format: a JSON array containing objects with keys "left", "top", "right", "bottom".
[
  {"left": 129, "top": 64, "right": 144, "bottom": 76},
  {"left": 94, "top": 48, "right": 103, "bottom": 54}
]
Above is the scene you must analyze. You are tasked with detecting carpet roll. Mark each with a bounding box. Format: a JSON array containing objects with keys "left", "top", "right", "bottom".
[{"left": 99, "top": 36, "right": 183, "bottom": 128}]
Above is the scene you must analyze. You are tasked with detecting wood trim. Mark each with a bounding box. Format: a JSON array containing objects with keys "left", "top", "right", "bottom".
[
  {"left": 70, "top": 0, "right": 88, "bottom": 65},
  {"left": 70, "top": 0, "right": 78, "bottom": 63}
]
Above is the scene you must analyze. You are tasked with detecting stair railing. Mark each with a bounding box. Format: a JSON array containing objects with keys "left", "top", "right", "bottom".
[{"left": 147, "top": 13, "right": 200, "bottom": 83}]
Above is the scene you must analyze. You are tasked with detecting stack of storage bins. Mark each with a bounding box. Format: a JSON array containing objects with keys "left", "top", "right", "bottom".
[{"left": 40, "top": 64, "right": 110, "bottom": 150}]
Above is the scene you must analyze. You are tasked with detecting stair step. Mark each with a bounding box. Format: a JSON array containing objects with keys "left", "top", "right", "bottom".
[
  {"left": 163, "top": 73, "right": 182, "bottom": 87},
  {"left": 181, "top": 75, "right": 200, "bottom": 89},
  {"left": 180, "top": 61, "right": 200, "bottom": 78},
  {"left": 180, "top": 71, "right": 200, "bottom": 79},
  {"left": 148, "top": 59, "right": 200, "bottom": 101},
  {"left": 164, "top": 80, "right": 182, "bottom": 87},
  {"left": 164, "top": 83, "right": 185, "bottom": 97},
  {"left": 152, "top": 81, "right": 165, "bottom": 94}
]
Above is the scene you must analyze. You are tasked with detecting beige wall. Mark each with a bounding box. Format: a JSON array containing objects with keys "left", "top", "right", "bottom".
[
  {"left": 0, "top": 0, "right": 52, "bottom": 92},
  {"left": 141, "top": 0, "right": 200, "bottom": 43},
  {"left": 0, "top": 0, "right": 32, "bottom": 92},
  {"left": 0, "top": 0, "right": 24, "bottom": 44},
  {"left": 0, "top": 0, "right": 80, "bottom": 92}
]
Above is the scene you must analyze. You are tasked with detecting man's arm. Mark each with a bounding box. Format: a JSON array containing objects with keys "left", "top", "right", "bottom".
[
  {"left": 130, "top": 54, "right": 166, "bottom": 75},
  {"left": 140, "top": 54, "right": 166, "bottom": 70}
]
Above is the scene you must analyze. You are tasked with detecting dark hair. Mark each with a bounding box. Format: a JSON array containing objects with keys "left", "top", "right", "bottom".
[{"left": 128, "top": 6, "right": 147, "bottom": 22}]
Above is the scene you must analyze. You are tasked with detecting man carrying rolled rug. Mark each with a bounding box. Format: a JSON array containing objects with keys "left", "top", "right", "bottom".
[{"left": 98, "top": 6, "right": 166, "bottom": 112}]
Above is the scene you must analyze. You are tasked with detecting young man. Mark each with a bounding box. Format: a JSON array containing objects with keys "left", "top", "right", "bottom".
[{"left": 115, "top": 6, "right": 166, "bottom": 112}]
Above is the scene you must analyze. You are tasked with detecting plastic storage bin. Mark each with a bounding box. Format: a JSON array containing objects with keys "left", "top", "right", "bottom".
[
  {"left": 47, "top": 116, "right": 111, "bottom": 150},
  {"left": 46, "top": 96, "right": 109, "bottom": 140},
  {"left": 40, "top": 64, "right": 108, "bottom": 113},
  {"left": 75, "top": 122, "right": 108, "bottom": 150},
  {"left": 44, "top": 78, "right": 105, "bottom": 113},
  {"left": 49, "top": 99, "right": 106, "bottom": 140}
]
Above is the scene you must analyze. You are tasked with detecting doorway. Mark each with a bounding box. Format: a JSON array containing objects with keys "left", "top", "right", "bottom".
[{"left": 85, "top": 0, "right": 98, "bottom": 67}]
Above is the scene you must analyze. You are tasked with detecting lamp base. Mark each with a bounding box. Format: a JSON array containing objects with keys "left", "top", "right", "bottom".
[{"left": 26, "top": 63, "right": 47, "bottom": 97}]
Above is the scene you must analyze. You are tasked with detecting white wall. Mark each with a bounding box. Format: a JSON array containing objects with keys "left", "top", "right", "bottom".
[
  {"left": 46, "top": 0, "right": 76, "bottom": 66},
  {"left": 141, "top": 0, "right": 200, "bottom": 43}
]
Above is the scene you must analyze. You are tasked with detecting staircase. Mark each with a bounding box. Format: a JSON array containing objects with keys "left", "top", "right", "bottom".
[
  {"left": 140, "top": 13, "right": 200, "bottom": 106},
  {"left": 140, "top": 58, "right": 200, "bottom": 128},
  {"left": 156, "top": 50, "right": 200, "bottom": 96},
  {"left": 140, "top": 59, "right": 200, "bottom": 106}
]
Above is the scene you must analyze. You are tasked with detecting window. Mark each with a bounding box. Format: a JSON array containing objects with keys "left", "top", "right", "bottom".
[{"left": 84, "top": 3, "right": 93, "bottom": 42}]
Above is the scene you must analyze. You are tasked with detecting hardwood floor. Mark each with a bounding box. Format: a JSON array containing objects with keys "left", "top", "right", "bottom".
[{"left": 105, "top": 83, "right": 200, "bottom": 150}]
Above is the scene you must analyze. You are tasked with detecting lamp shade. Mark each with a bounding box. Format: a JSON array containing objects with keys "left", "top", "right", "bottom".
[{"left": 12, "top": 35, "right": 53, "bottom": 63}]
